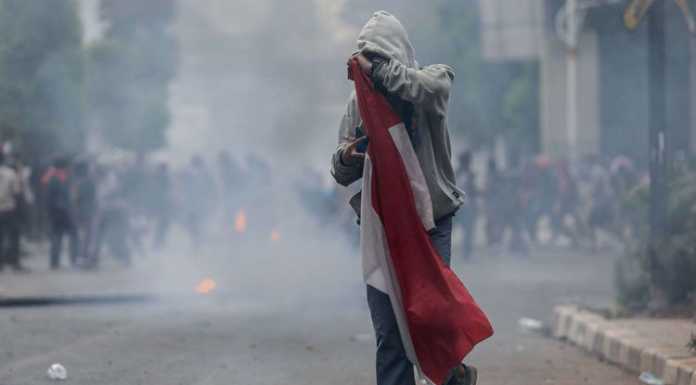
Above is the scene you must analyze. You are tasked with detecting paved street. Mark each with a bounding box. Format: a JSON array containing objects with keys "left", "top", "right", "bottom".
[{"left": 0, "top": 238, "right": 640, "bottom": 385}]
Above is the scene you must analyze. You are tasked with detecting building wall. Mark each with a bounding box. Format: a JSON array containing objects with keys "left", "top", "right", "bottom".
[
  {"left": 594, "top": 13, "right": 650, "bottom": 162},
  {"left": 483, "top": 1, "right": 695, "bottom": 162},
  {"left": 480, "top": 0, "right": 544, "bottom": 60},
  {"left": 664, "top": 6, "right": 692, "bottom": 157},
  {"left": 691, "top": 37, "right": 696, "bottom": 153},
  {"left": 540, "top": 30, "right": 600, "bottom": 159},
  {"left": 591, "top": 4, "right": 691, "bottom": 164}
]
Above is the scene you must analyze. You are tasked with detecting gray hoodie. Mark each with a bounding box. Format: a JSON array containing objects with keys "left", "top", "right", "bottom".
[{"left": 331, "top": 11, "right": 464, "bottom": 221}]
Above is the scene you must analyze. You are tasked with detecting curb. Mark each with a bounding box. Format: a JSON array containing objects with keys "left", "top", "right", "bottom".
[{"left": 552, "top": 305, "right": 696, "bottom": 385}]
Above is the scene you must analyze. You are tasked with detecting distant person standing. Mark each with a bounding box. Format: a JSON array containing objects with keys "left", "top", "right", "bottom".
[
  {"left": 456, "top": 151, "right": 478, "bottom": 260},
  {"left": 216, "top": 151, "right": 243, "bottom": 215},
  {"left": 484, "top": 159, "right": 503, "bottom": 246},
  {"left": 182, "top": 156, "right": 217, "bottom": 247},
  {"left": 151, "top": 163, "right": 172, "bottom": 249},
  {"left": 0, "top": 152, "right": 23, "bottom": 271},
  {"left": 72, "top": 161, "right": 97, "bottom": 264},
  {"left": 551, "top": 160, "right": 580, "bottom": 247},
  {"left": 9, "top": 158, "right": 33, "bottom": 272},
  {"left": 44, "top": 158, "right": 78, "bottom": 269}
]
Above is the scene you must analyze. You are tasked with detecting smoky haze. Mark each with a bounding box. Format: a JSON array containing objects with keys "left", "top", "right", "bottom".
[
  {"left": 142, "top": 2, "right": 458, "bottom": 311},
  {"left": 70, "top": 1, "right": 485, "bottom": 315},
  {"left": 78, "top": 0, "right": 383, "bottom": 312},
  {"left": 167, "top": 0, "right": 358, "bottom": 168}
]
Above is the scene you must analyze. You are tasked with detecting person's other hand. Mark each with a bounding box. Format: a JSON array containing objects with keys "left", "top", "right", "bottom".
[
  {"left": 347, "top": 53, "right": 373, "bottom": 77},
  {"left": 355, "top": 53, "right": 373, "bottom": 74},
  {"left": 341, "top": 136, "right": 368, "bottom": 165}
]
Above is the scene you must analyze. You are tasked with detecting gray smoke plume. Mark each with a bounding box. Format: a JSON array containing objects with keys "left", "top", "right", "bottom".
[
  {"left": 166, "top": 0, "right": 358, "bottom": 169},
  {"left": 71, "top": 0, "right": 469, "bottom": 313}
]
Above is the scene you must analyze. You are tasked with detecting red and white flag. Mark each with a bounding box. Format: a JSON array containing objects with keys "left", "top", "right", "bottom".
[{"left": 350, "top": 59, "right": 493, "bottom": 385}]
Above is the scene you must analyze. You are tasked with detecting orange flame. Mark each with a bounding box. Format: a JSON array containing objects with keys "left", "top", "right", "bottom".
[
  {"left": 270, "top": 229, "right": 281, "bottom": 242},
  {"left": 234, "top": 210, "right": 247, "bottom": 233},
  {"left": 195, "top": 278, "right": 217, "bottom": 294}
]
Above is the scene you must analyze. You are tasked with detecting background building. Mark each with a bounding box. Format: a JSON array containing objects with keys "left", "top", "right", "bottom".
[{"left": 481, "top": 0, "right": 695, "bottom": 163}]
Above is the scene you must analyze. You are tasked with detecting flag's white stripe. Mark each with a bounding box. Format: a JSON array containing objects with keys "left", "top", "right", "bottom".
[
  {"left": 360, "top": 155, "right": 386, "bottom": 292},
  {"left": 360, "top": 154, "right": 420, "bottom": 371},
  {"left": 360, "top": 121, "right": 434, "bottom": 380},
  {"left": 387, "top": 123, "right": 435, "bottom": 231}
]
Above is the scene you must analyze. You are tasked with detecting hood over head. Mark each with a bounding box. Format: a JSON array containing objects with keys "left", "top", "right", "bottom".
[{"left": 357, "top": 11, "right": 417, "bottom": 68}]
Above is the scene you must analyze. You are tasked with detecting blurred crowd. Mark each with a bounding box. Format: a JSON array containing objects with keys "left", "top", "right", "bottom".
[
  {"left": 452, "top": 151, "right": 645, "bottom": 259},
  {"left": 0, "top": 143, "right": 651, "bottom": 272},
  {"left": 300, "top": 150, "right": 649, "bottom": 261},
  {"left": 302, "top": 152, "right": 649, "bottom": 259},
  {"left": 0, "top": 147, "right": 277, "bottom": 272}
]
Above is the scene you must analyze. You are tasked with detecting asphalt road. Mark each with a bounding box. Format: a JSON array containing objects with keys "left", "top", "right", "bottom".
[{"left": 0, "top": 240, "right": 640, "bottom": 385}]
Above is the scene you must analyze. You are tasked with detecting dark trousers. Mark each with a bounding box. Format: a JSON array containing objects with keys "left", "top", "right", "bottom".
[
  {"left": 367, "top": 214, "right": 456, "bottom": 385},
  {"left": 0, "top": 211, "right": 19, "bottom": 268},
  {"left": 50, "top": 212, "right": 78, "bottom": 269}
]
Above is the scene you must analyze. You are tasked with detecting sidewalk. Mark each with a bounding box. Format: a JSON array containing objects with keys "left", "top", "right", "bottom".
[{"left": 553, "top": 305, "right": 696, "bottom": 385}]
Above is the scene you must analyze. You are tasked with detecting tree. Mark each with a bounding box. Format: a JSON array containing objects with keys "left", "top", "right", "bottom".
[
  {"left": 86, "top": 0, "right": 177, "bottom": 154},
  {"left": 436, "top": 0, "right": 540, "bottom": 155},
  {"left": 0, "top": 0, "right": 84, "bottom": 164},
  {"left": 501, "top": 62, "right": 540, "bottom": 155},
  {"left": 436, "top": 0, "right": 485, "bottom": 146}
]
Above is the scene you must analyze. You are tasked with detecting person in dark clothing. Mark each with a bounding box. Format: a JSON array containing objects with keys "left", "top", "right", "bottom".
[
  {"left": 522, "top": 156, "right": 557, "bottom": 244},
  {"left": 73, "top": 161, "right": 97, "bottom": 265},
  {"left": 94, "top": 167, "right": 131, "bottom": 267},
  {"left": 217, "top": 151, "right": 243, "bottom": 215},
  {"left": 0, "top": 152, "right": 23, "bottom": 271},
  {"left": 551, "top": 160, "right": 580, "bottom": 246},
  {"left": 151, "top": 163, "right": 172, "bottom": 249},
  {"left": 45, "top": 157, "right": 78, "bottom": 269},
  {"left": 484, "top": 159, "right": 503, "bottom": 246},
  {"left": 8, "top": 158, "right": 31, "bottom": 272},
  {"left": 503, "top": 168, "right": 529, "bottom": 255},
  {"left": 182, "top": 155, "right": 217, "bottom": 247},
  {"left": 456, "top": 151, "right": 477, "bottom": 260}
]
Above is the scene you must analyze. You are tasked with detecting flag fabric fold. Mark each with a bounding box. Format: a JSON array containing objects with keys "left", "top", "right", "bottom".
[{"left": 351, "top": 58, "right": 493, "bottom": 385}]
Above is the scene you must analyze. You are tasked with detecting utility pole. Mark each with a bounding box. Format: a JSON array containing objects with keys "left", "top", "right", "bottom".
[
  {"left": 558, "top": 0, "right": 622, "bottom": 160},
  {"left": 556, "top": 0, "right": 625, "bottom": 160},
  {"left": 648, "top": 1, "right": 667, "bottom": 243},
  {"left": 566, "top": 0, "right": 579, "bottom": 161}
]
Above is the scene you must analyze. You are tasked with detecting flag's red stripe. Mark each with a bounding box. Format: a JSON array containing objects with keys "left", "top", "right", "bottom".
[{"left": 350, "top": 59, "right": 493, "bottom": 385}]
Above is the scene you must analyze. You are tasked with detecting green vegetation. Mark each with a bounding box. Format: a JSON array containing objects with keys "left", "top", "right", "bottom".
[
  {"left": 688, "top": 332, "right": 696, "bottom": 354},
  {"left": 617, "top": 169, "right": 696, "bottom": 310},
  {"left": 0, "top": 0, "right": 178, "bottom": 166},
  {"left": 435, "top": 0, "right": 540, "bottom": 155},
  {"left": 86, "top": 0, "right": 177, "bottom": 154},
  {"left": 0, "top": 0, "right": 84, "bottom": 163}
]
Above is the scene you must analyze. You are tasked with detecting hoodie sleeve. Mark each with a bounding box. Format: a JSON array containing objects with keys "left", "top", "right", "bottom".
[
  {"left": 371, "top": 60, "right": 454, "bottom": 111},
  {"left": 331, "top": 92, "right": 364, "bottom": 187}
]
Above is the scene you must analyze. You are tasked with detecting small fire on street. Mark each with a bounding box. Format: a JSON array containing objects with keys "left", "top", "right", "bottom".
[
  {"left": 234, "top": 210, "right": 247, "bottom": 233},
  {"left": 195, "top": 278, "right": 217, "bottom": 295}
]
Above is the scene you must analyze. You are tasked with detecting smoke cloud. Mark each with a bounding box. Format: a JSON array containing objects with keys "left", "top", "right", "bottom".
[{"left": 166, "top": 0, "right": 358, "bottom": 169}]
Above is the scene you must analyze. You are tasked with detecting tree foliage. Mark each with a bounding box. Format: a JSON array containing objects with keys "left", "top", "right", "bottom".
[
  {"left": 618, "top": 169, "right": 696, "bottom": 309},
  {"left": 0, "top": 0, "right": 83, "bottom": 163},
  {"left": 86, "top": 0, "right": 177, "bottom": 153},
  {"left": 435, "top": 0, "right": 540, "bottom": 154}
]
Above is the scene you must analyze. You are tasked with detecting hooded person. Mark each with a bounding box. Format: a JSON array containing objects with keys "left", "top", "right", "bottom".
[{"left": 331, "top": 11, "right": 490, "bottom": 385}]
